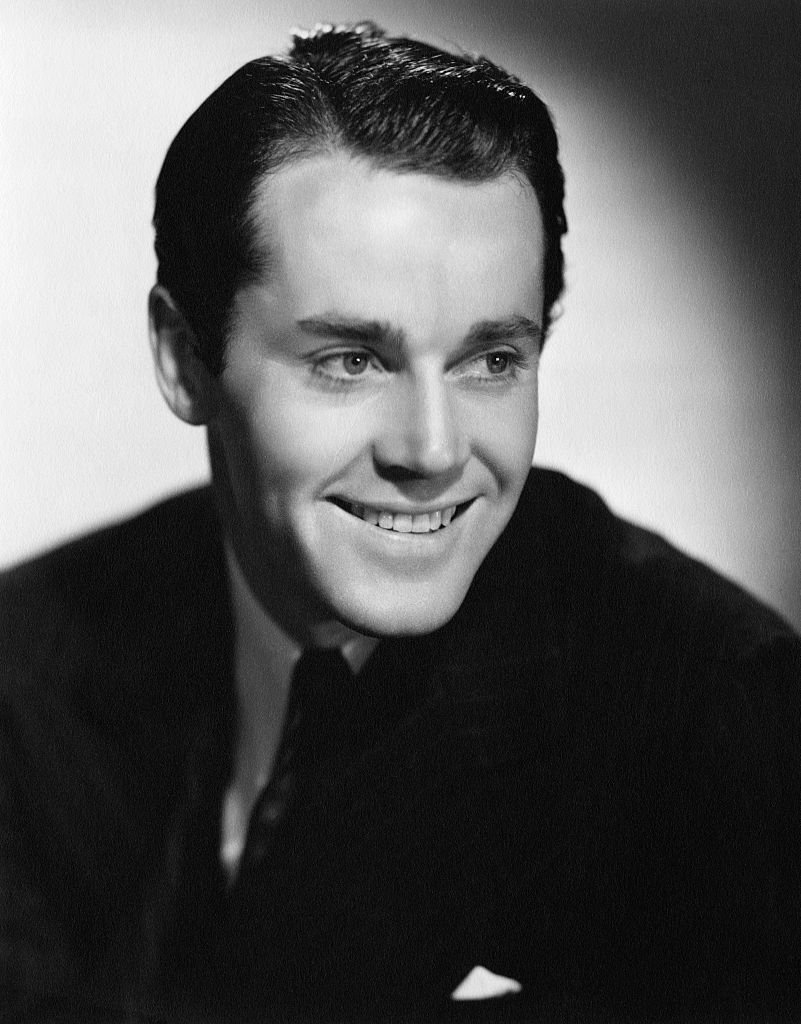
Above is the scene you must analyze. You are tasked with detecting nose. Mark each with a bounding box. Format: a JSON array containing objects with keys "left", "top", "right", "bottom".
[{"left": 373, "top": 372, "right": 470, "bottom": 478}]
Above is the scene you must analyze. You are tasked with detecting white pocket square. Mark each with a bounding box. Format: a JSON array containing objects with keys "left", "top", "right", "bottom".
[{"left": 450, "top": 964, "right": 523, "bottom": 1001}]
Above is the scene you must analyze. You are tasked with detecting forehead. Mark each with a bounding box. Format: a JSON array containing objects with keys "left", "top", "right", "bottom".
[{"left": 245, "top": 152, "right": 544, "bottom": 330}]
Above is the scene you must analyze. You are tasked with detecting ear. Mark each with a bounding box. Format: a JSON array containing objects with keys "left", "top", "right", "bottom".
[{"left": 148, "top": 285, "right": 218, "bottom": 425}]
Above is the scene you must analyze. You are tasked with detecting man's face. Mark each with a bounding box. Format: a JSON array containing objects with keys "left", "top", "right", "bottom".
[{"left": 209, "top": 152, "right": 544, "bottom": 641}]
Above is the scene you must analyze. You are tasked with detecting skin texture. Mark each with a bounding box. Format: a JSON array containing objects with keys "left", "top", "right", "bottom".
[{"left": 154, "top": 152, "right": 545, "bottom": 643}]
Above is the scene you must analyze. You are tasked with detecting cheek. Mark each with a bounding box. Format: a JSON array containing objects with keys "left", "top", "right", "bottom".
[
  {"left": 469, "top": 386, "right": 539, "bottom": 485},
  {"left": 221, "top": 383, "right": 372, "bottom": 496}
]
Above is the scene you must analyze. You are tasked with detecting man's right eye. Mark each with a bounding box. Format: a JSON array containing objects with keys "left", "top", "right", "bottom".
[{"left": 311, "top": 350, "right": 381, "bottom": 383}]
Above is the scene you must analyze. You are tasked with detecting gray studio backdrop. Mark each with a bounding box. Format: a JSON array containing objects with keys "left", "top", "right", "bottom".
[{"left": 2, "top": 0, "right": 799, "bottom": 629}]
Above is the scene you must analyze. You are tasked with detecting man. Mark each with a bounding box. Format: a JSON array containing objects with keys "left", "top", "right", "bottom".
[{"left": 2, "top": 21, "right": 800, "bottom": 1024}]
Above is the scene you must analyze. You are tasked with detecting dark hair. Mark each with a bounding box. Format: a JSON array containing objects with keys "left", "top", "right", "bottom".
[{"left": 153, "top": 21, "right": 567, "bottom": 375}]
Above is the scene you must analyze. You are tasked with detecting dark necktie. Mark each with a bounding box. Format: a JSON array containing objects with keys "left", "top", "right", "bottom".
[
  {"left": 219, "top": 648, "right": 358, "bottom": 1007},
  {"left": 236, "top": 646, "right": 356, "bottom": 875}
]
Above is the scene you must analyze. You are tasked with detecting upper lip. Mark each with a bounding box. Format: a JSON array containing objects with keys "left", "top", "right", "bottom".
[{"left": 328, "top": 497, "right": 474, "bottom": 515}]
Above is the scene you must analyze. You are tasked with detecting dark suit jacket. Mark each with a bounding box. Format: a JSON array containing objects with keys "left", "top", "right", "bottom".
[{"left": 2, "top": 470, "right": 801, "bottom": 1023}]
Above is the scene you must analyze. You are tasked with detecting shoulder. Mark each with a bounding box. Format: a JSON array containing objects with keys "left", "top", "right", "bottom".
[
  {"left": 0, "top": 485, "right": 219, "bottom": 605},
  {"left": 0, "top": 486, "right": 224, "bottom": 701},
  {"left": 0, "top": 488, "right": 233, "bottom": 1010},
  {"left": 480, "top": 467, "right": 801, "bottom": 774},
  {"left": 507, "top": 470, "right": 801, "bottom": 843},
  {"left": 447, "top": 466, "right": 798, "bottom": 688},
  {"left": 500, "top": 472, "right": 801, "bottom": 1012},
  {"left": 0, "top": 485, "right": 233, "bottom": 785},
  {"left": 508, "top": 467, "right": 798, "bottom": 657}
]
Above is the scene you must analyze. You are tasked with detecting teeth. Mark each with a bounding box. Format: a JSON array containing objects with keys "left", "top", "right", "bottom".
[
  {"left": 411, "top": 513, "right": 432, "bottom": 533},
  {"left": 393, "top": 513, "right": 413, "bottom": 533},
  {"left": 348, "top": 503, "right": 459, "bottom": 532}
]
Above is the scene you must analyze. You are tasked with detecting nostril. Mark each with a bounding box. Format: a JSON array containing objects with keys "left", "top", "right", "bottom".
[{"left": 371, "top": 380, "right": 469, "bottom": 478}]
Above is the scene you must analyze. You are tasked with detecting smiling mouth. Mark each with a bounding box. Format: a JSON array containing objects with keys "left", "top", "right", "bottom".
[{"left": 329, "top": 499, "right": 473, "bottom": 534}]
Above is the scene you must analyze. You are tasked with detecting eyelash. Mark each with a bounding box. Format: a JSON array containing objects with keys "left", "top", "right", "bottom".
[{"left": 310, "top": 349, "right": 528, "bottom": 387}]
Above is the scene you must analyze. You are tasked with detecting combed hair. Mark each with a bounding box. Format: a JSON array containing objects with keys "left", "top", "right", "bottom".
[{"left": 153, "top": 21, "right": 567, "bottom": 374}]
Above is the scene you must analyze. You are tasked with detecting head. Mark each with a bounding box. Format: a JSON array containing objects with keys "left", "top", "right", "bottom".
[{"left": 150, "top": 22, "right": 567, "bottom": 642}]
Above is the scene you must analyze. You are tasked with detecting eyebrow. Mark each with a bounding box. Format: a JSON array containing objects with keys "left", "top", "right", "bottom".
[
  {"left": 296, "top": 316, "right": 404, "bottom": 348},
  {"left": 296, "top": 313, "right": 542, "bottom": 350},
  {"left": 463, "top": 315, "right": 543, "bottom": 349}
]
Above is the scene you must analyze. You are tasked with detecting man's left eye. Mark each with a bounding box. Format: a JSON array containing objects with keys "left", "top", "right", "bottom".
[
  {"left": 455, "top": 348, "right": 526, "bottom": 384},
  {"left": 340, "top": 352, "right": 370, "bottom": 375},
  {"left": 485, "top": 352, "right": 510, "bottom": 375}
]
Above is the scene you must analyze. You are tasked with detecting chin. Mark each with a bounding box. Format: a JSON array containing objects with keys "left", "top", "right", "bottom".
[{"left": 330, "top": 580, "right": 472, "bottom": 639}]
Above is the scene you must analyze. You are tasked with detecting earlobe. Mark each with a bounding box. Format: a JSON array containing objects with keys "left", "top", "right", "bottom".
[{"left": 148, "top": 285, "right": 218, "bottom": 425}]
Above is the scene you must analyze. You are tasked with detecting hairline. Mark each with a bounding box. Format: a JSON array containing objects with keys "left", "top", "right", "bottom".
[{"left": 224, "top": 141, "right": 543, "bottom": 371}]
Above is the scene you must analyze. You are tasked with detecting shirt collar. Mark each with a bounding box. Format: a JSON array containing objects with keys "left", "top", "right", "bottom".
[{"left": 223, "top": 543, "right": 379, "bottom": 714}]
